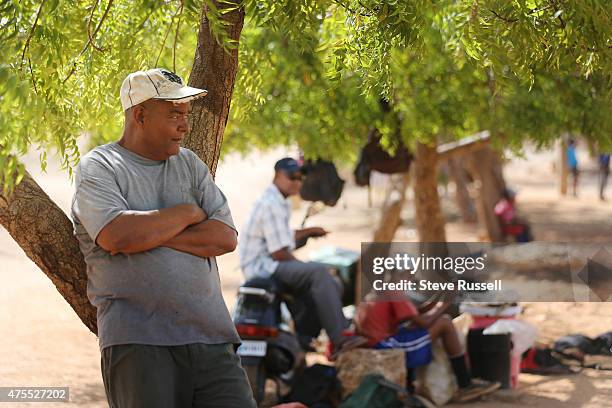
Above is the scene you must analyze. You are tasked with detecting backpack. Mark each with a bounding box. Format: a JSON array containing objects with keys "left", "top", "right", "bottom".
[
  {"left": 354, "top": 150, "right": 371, "bottom": 187},
  {"left": 353, "top": 129, "right": 412, "bottom": 186},
  {"left": 520, "top": 347, "right": 578, "bottom": 375},
  {"left": 339, "top": 374, "right": 403, "bottom": 408},
  {"left": 282, "top": 364, "right": 341, "bottom": 407},
  {"left": 340, "top": 374, "right": 432, "bottom": 408},
  {"left": 300, "top": 160, "right": 345, "bottom": 206}
]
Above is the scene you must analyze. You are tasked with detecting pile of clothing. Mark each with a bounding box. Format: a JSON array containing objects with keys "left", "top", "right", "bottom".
[{"left": 521, "top": 331, "right": 612, "bottom": 374}]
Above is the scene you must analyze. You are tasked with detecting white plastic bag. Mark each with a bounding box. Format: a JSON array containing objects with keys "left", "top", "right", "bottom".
[
  {"left": 483, "top": 319, "right": 538, "bottom": 357},
  {"left": 416, "top": 340, "right": 457, "bottom": 406},
  {"left": 415, "top": 315, "right": 472, "bottom": 406}
]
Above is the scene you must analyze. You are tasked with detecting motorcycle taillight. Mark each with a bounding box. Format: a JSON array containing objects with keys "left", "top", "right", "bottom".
[{"left": 236, "top": 324, "right": 279, "bottom": 338}]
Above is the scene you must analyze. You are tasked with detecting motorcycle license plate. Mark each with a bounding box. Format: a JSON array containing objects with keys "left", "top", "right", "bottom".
[{"left": 236, "top": 340, "right": 267, "bottom": 357}]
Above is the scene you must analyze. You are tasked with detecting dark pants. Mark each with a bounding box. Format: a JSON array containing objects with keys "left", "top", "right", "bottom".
[
  {"left": 600, "top": 168, "right": 609, "bottom": 199},
  {"left": 101, "top": 343, "right": 256, "bottom": 408},
  {"left": 273, "top": 260, "right": 348, "bottom": 344}
]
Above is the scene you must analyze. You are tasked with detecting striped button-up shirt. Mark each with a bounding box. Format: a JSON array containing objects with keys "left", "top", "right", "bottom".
[{"left": 239, "top": 184, "right": 296, "bottom": 280}]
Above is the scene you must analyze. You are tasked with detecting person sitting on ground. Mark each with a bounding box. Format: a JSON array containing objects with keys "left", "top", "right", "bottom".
[
  {"left": 354, "top": 284, "right": 500, "bottom": 403},
  {"left": 494, "top": 188, "right": 532, "bottom": 242}
]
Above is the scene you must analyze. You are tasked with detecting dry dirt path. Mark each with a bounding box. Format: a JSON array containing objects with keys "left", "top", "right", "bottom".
[{"left": 1, "top": 144, "right": 611, "bottom": 407}]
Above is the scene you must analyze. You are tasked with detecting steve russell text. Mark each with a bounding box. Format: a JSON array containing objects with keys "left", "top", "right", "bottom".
[{"left": 373, "top": 279, "right": 503, "bottom": 292}]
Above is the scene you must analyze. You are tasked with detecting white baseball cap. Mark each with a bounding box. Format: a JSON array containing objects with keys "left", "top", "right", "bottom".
[{"left": 120, "top": 68, "right": 207, "bottom": 111}]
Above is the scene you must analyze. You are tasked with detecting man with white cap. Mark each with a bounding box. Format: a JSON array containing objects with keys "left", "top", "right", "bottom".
[{"left": 71, "top": 68, "right": 256, "bottom": 407}]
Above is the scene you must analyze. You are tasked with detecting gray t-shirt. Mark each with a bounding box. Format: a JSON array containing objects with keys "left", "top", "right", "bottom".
[{"left": 71, "top": 142, "right": 240, "bottom": 350}]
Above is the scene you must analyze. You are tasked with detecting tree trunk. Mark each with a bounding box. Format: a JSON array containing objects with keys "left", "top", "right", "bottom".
[
  {"left": 184, "top": 1, "right": 245, "bottom": 175},
  {"left": 0, "top": 172, "right": 97, "bottom": 332},
  {"left": 373, "top": 172, "right": 411, "bottom": 242},
  {"left": 414, "top": 142, "right": 446, "bottom": 242},
  {"left": 464, "top": 147, "right": 505, "bottom": 241},
  {"left": 447, "top": 157, "right": 476, "bottom": 223},
  {"left": 0, "top": 0, "right": 245, "bottom": 334}
]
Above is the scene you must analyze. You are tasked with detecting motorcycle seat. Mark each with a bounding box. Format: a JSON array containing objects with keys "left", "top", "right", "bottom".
[{"left": 242, "top": 277, "right": 280, "bottom": 294}]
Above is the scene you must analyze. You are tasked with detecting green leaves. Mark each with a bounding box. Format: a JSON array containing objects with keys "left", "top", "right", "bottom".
[
  {"left": 1, "top": 0, "right": 610, "bottom": 188},
  {"left": 0, "top": 0, "right": 203, "bottom": 190},
  {"left": 228, "top": 0, "right": 611, "bottom": 159}
]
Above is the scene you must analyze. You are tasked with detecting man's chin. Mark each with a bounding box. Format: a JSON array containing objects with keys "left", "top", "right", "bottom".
[{"left": 167, "top": 144, "right": 181, "bottom": 157}]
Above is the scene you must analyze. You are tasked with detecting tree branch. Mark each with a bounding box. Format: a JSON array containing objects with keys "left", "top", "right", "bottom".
[
  {"left": 489, "top": 9, "right": 518, "bottom": 23},
  {"left": 21, "top": 0, "right": 47, "bottom": 63},
  {"left": 331, "top": 0, "right": 372, "bottom": 18},
  {"left": 86, "top": 0, "right": 105, "bottom": 52},
  {"left": 62, "top": 0, "right": 114, "bottom": 84},
  {"left": 550, "top": 0, "right": 566, "bottom": 29},
  {"left": 183, "top": 0, "right": 245, "bottom": 174},
  {"left": 0, "top": 169, "right": 97, "bottom": 334},
  {"left": 28, "top": 57, "right": 37, "bottom": 94},
  {"left": 155, "top": 1, "right": 183, "bottom": 68},
  {"left": 173, "top": 0, "right": 184, "bottom": 72}
]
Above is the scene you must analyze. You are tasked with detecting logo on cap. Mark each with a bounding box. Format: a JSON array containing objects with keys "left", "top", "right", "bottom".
[{"left": 160, "top": 69, "right": 183, "bottom": 85}]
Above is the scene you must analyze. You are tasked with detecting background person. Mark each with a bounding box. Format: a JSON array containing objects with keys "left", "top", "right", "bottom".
[
  {"left": 567, "top": 139, "right": 579, "bottom": 197},
  {"left": 239, "top": 157, "right": 366, "bottom": 358},
  {"left": 354, "top": 286, "right": 500, "bottom": 403},
  {"left": 598, "top": 153, "right": 610, "bottom": 201},
  {"left": 494, "top": 188, "right": 533, "bottom": 242}
]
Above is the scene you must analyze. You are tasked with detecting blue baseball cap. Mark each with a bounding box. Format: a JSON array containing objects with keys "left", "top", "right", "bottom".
[{"left": 274, "top": 157, "right": 302, "bottom": 173}]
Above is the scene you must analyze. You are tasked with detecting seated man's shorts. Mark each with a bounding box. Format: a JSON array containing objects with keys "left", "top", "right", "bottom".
[{"left": 373, "top": 326, "right": 433, "bottom": 368}]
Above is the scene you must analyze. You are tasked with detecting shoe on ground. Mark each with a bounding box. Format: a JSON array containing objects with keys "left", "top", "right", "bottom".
[{"left": 452, "top": 378, "right": 501, "bottom": 403}]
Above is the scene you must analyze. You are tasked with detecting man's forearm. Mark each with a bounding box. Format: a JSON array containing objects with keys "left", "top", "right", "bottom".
[
  {"left": 417, "top": 293, "right": 444, "bottom": 314},
  {"left": 294, "top": 229, "right": 310, "bottom": 242},
  {"left": 97, "top": 204, "right": 204, "bottom": 255},
  {"left": 270, "top": 248, "right": 296, "bottom": 262},
  {"left": 162, "top": 219, "right": 238, "bottom": 258},
  {"left": 411, "top": 303, "right": 451, "bottom": 329}
]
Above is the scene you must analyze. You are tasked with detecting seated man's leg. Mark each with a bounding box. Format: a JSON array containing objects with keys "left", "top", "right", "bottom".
[
  {"left": 377, "top": 316, "right": 499, "bottom": 401},
  {"left": 427, "top": 316, "right": 500, "bottom": 400},
  {"left": 273, "top": 260, "right": 347, "bottom": 344},
  {"left": 428, "top": 315, "right": 471, "bottom": 389},
  {"left": 101, "top": 344, "right": 192, "bottom": 408},
  {"left": 428, "top": 314, "right": 462, "bottom": 357}
]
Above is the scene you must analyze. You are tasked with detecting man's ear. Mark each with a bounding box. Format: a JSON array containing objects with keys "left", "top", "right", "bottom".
[{"left": 133, "top": 105, "right": 146, "bottom": 125}]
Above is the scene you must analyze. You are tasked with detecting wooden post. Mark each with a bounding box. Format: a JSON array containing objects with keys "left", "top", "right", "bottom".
[
  {"left": 448, "top": 157, "right": 477, "bottom": 223},
  {"left": 414, "top": 141, "right": 447, "bottom": 243},
  {"left": 373, "top": 172, "right": 411, "bottom": 242}
]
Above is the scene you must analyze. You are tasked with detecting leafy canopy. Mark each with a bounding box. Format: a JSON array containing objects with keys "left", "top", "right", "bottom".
[{"left": 1, "top": 0, "right": 610, "bottom": 188}]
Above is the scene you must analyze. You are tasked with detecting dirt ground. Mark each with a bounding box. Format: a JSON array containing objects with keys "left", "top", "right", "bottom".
[{"left": 1, "top": 144, "right": 611, "bottom": 407}]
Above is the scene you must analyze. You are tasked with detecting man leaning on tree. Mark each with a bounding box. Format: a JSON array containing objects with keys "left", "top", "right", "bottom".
[{"left": 70, "top": 68, "right": 256, "bottom": 408}]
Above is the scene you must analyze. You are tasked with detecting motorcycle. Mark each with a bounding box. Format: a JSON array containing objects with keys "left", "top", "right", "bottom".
[
  {"left": 233, "top": 278, "right": 308, "bottom": 403},
  {"left": 233, "top": 246, "right": 359, "bottom": 403}
]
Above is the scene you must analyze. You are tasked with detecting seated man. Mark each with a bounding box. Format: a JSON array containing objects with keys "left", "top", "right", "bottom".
[
  {"left": 494, "top": 188, "right": 532, "bottom": 242},
  {"left": 239, "top": 158, "right": 365, "bottom": 357},
  {"left": 355, "top": 287, "right": 500, "bottom": 403}
]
